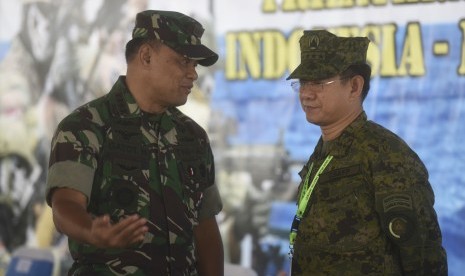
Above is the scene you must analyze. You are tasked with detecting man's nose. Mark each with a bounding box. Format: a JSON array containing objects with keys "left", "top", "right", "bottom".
[
  {"left": 186, "top": 64, "right": 198, "bottom": 80},
  {"left": 299, "top": 88, "right": 317, "bottom": 99}
]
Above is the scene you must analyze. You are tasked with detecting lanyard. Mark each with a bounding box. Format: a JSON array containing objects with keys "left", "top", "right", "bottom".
[{"left": 289, "top": 155, "right": 333, "bottom": 257}]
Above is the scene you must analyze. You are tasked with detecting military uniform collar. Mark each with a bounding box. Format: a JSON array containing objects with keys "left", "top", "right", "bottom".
[
  {"left": 108, "top": 76, "right": 167, "bottom": 123},
  {"left": 314, "top": 111, "right": 367, "bottom": 158},
  {"left": 107, "top": 76, "right": 142, "bottom": 118}
]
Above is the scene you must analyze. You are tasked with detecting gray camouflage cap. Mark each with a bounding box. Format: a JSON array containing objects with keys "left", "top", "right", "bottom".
[
  {"left": 287, "top": 30, "right": 369, "bottom": 80},
  {"left": 132, "top": 10, "right": 218, "bottom": 66}
]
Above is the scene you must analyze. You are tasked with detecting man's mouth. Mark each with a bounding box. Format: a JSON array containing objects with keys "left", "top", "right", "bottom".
[{"left": 181, "top": 85, "right": 193, "bottom": 93}]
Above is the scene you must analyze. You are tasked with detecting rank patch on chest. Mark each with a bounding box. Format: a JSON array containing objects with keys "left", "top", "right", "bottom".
[{"left": 319, "top": 164, "right": 361, "bottom": 183}]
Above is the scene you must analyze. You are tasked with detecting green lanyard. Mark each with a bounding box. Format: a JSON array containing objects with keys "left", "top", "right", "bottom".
[{"left": 289, "top": 155, "right": 333, "bottom": 256}]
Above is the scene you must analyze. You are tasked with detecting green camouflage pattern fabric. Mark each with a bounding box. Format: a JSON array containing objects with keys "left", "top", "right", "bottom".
[
  {"left": 291, "top": 112, "right": 447, "bottom": 275},
  {"left": 46, "top": 76, "right": 221, "bottom": 275},
  {"left": 287, "top": 30, "right": 369, "bottom": 80},
  {"left": 131, "top": 10, "right": 218, "bottom": 66}
]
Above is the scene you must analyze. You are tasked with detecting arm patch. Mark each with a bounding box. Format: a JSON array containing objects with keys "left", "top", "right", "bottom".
[{"left": 376, "top": 192, "right": 417, "bottom": 244}]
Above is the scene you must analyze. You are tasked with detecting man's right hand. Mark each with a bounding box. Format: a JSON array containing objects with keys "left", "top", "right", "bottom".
[
  {"left": 90, "top": 214, "right": 148, "bottom": 248},
  {"left": 50, "top": 187, "right": 148, "bottom": 248}
]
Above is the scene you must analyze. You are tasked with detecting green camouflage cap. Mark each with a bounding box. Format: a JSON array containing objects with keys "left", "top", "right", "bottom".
[
  {"left": 132, "top": 10, "right": 218, "bottom": 66},
  {"left": 287, "top": 30, "right": 369, "bottom": 80}
]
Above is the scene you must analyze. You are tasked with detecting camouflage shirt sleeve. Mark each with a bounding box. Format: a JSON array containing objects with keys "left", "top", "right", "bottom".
[
  {"left": 45, "top": 107, "right": 102, "bottom": 206},
  {"left": 368, "top": 121, "right": 447, "bottom": 275},
  {"left": 198, "top": 184, "right": 222, "bottom": 220}
]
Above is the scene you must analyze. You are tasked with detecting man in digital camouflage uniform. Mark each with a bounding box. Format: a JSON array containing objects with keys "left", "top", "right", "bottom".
[
  {"left": 46, "top": 10, "right": 223, "bottom": 275},
  {"left": 286, "top": 30, "right": 447, "bottom": 275}
]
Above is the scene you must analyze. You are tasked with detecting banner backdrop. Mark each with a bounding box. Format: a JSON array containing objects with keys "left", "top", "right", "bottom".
[{"left": 0, "top": 0, "right": 464, "bottom": 275}]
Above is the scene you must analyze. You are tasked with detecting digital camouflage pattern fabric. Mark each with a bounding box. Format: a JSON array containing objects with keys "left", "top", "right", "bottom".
[
  {"left": 46, "top": 76, "right": 222, "bottom": 275},
  {"left": 291, "top": 112, "right": 447, "bottom": 275},
  {"left": 131, "top": 10, "right": 218, "bottom": 66},
  {"left": 287, "top": 30, "right": 369, "bottom": 81}
]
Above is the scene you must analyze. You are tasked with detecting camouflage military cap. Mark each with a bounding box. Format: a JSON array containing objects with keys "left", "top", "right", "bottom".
[
  {"left": 132, "top": 10, "right": 218, "bottom": 66},
  {"left": 287, "top": 30, "right": 370, "bottom": 80}
]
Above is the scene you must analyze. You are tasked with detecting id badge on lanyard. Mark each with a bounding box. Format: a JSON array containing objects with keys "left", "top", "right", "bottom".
[{"left": 288, "top": 155, "right": 333, "bottom": 258}]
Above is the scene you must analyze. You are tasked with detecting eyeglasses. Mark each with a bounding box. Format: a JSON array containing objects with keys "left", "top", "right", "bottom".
[{"left": 290, "top": 77, "right": 350, "bottom": 93}]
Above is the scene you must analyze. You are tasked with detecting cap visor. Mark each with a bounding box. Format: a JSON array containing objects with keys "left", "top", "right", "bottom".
[
  {"left": 180, "top": 45, "right": 218, "bottom": 67},
  {"left": 286, "top": 63, "right": 340, "bottom": 81},
  {"left": 286, "top": 64, "right": 305, "bottom": 80}
]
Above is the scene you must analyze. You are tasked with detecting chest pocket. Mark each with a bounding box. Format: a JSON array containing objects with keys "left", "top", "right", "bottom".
[
  {"left": 174, "top": 138, "right": 209, "bottom": 221},
  {"left": 92, "top": 118, "right": 150, "bottom": 223},
  {"left": 302, "top": 164, "right": 381, "bottom": 251}
]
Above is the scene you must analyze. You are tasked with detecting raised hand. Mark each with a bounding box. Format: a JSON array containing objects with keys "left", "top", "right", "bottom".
[{"left": 89, "top": 214, "right": 149, "bottom": 249}]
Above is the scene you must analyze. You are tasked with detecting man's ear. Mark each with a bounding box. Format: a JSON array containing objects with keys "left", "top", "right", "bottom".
[
  {"left": 350, "top": 75, "right": 364, "bottom": 99},
  {"left": 139, "top": 44, "right": 152, "bottom": 66}
]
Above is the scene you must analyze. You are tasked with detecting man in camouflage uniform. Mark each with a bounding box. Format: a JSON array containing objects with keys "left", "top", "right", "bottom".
[
  {"left": 46, "top": 10, "right": 223, "bottom": 275},
  {"left": 286, "top": 30, "right": 447, "bottom": 275}
]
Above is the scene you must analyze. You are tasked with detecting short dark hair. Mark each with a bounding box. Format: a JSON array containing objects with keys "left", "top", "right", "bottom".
[
  {"left": 125, "top": 38, "right": 162, "bottom": 63},
  {"left": 340, "top": 64, "right": 371, "bottom": 101}
]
